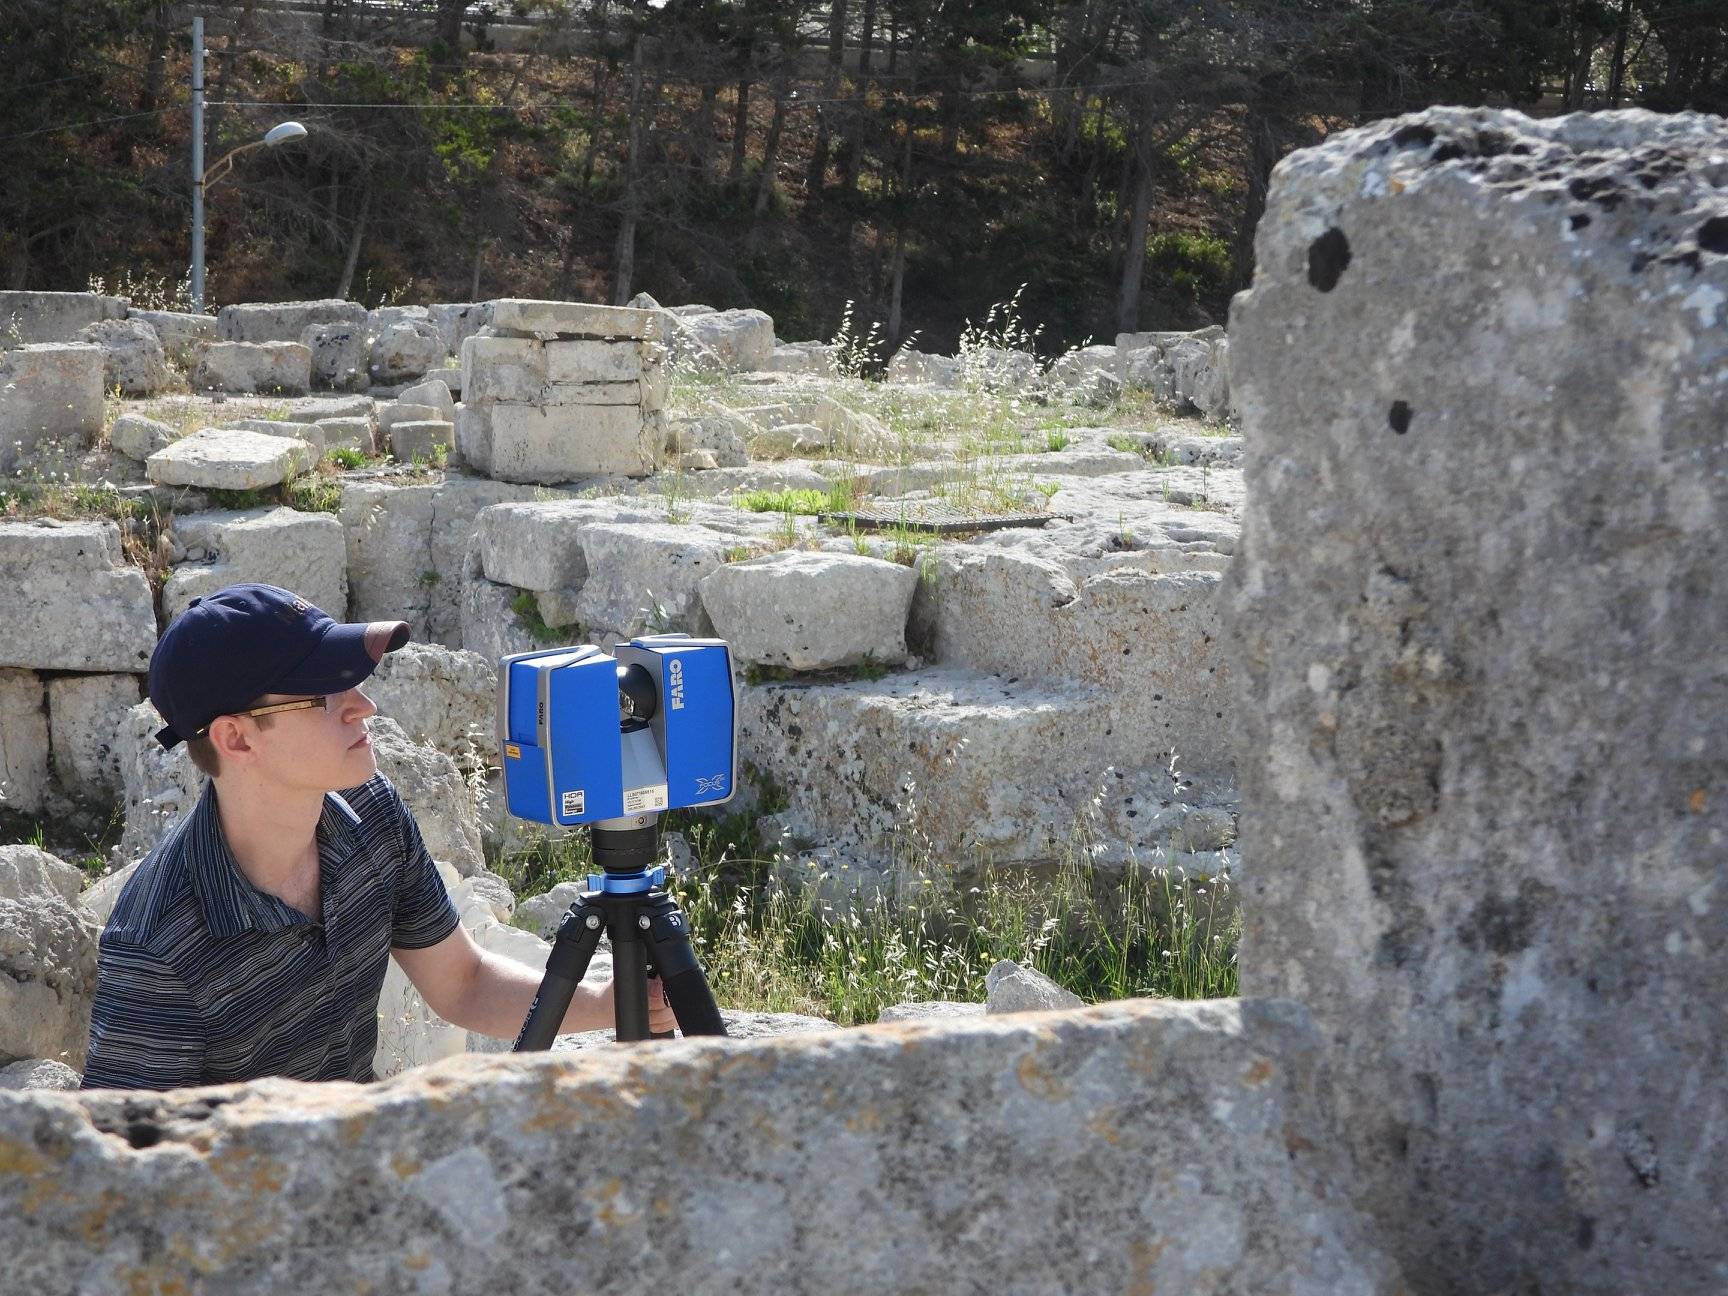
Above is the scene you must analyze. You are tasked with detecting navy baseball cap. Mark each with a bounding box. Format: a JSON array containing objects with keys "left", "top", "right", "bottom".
[{"left": 148, "top": 583, "right": 410, "bottom": 750}]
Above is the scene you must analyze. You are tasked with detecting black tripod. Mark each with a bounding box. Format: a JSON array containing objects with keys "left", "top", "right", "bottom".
[{"left": 513, "top": 812, "right": 728, "bottom": 1048}]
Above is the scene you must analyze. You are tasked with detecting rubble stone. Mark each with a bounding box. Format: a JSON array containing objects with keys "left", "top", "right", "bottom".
[
  {"left": 0, "top": 999, "right": 1402, "bottom": 1295},
  {"left": 0, "top": 893, "right": 98, "bottom": 1068},
  {"left": 1225, "top": 106, "right": 1728, "bottom": 1294},
  {"left": 189, "top": 341, "right": 312, "bottom": 395},
  {"left": 0, "top": 344, "right": 104, "bottom": 473},
  {"left": 0, "top": 291, "right": 126, "bottom": 343},
  {"left": 0, "top": 521, "right": 156, "bottom": 673},
  {"left": 46, "top": 673, "right": 141, "bottom": 801},
  {"left": 127, "top": 309, "right": 216, "bottom": 365},
  {"left": 108, "top": 412, "right": 178, "bottom": 461},
  {"left": 146, "top": 426, "right": 317, "bottom": 490},
  {"left": 218, "top": 299, "right": 365, "bottom": 344},
  {"left": 162, "top": 506, "right": 347, "bottom": 620},
  {"left": 700, "top": 550, "right": 915, "bottom": 670},
  {"left": 300, "top": 321, "right": 368, "bottom": 392},
  {"left": 369, "top": 317, "right": 444, "bottom": 384},
  {"left": 0, "top": 668, "right": 50, "bottom": 816},
  {"left": 76, "top": 318, "right": 172, "bottom": 396}
]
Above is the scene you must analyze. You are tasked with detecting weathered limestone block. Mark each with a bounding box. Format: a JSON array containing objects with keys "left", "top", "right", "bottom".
[
  {"left": 163, "top": 506, "right": 347, "bottom": 621},
  {"left": 423, "top": 365, "right": 462, "bottom": 396},
  {"left": 76, "top": 318, "right": 171, "bottom": 396},
  {"left": 458, "top": 563, "right": 547, "bottom": 666},
  {"left": 767, "top": 341, "right": 839, "bottom": 375},
  {"left": 429, "top": 301, "right": 491, "bottom": 358},
  {"left": 0, "top": 291, "right": 126, "bottom": 343},
  {"left": 108, "top": 412, "right": 177, "bottom": 461},
  {"left": 0, "top": 344, "right": 104, "bottom": 473},
  {"left": 468, "top": 402, "right": 659, "bottom": 482},
  {"left": 190, "top": 341, "right": 312, "bottom": 395},
  {"left": 474, "top": 496, "right": 766, "bottom": 593},
  {"left": 985, "top": 959, "right": 1084, "bottom": 1014},
  {"left": 366, "top": 642, "right": 495, "bottom": 762},
  {"left": 0, "top": 845, "right": 83, "bottom": 905},
  {"left": 681, "top": 307, "right": 774, "bottom": 372},
  {"left": 572, "top": 521, "right": 731, "bottom": 642},
  {"left": 146, "top": 426, "right": 317, "bottom": 489},
  {"left": 127, "top": 308, "right": 216, "bottom": 365},
  {"left": 461, "top": 333, "right": 545, "bottom": 405},
  {"left": 737, "top": 670, "right": 1116, "bottom": 863},
  {"left": 489, "top": 298, "right": 657, "bottom": 340},
  {"left": 218, "top": 299, "right": 365, "bottom": 343},
  {"left": 300, "top": 320, "right": 368, "bottom": 392},
  {"left": 389, "top": 419, "right": 454, "bottom": 463},
  {"left": 916, "top": 547, "right": 1236, "bottom": 788},
  {"left": 700, "top": 550, "right": 915, "bottom": 670},
  {"left": 341, "top": 477, "right": 548, "bottom": 646},
  {"left": 0, "top": 1058, "right": 80, "bottom": 1090},
  {"left": 116, "top": 700, "right": 201, "bottom": 865},
  {"left": 673, "top": 402, "right": 751, "bottom": 467},
  {"left": 376, "top": 401, "right": 443, "bottom": 437},
  {"left": 1225, "top": 107, "right": 1728, "bottom": 1296},
  {"left": 369, "top": 317, "right": 444, "bottom": 384},
  {"left": 0, "top": 893, "right": 98, "bottom": 1067},
  {"left": 368, "top": 717, "right": 484, "bottom": 877},
  {"left": 0, "top": 999, "right": 1402, "bottom": 1295},
  {"left": 0, "top": 521, "right": 156, "bottom": 673},
  {"left": 291, "top": 394, "right": 373, "bottom": 422},
  {"left": 885, "top": 346, "right": 962, "bottom": 388},
  {"left": 313, "top": 415, "right": 373, "bottom": 452},
  {"left": 878, "top": 999, "right": 985, "bottom": 1024},
  {"left": 226, "top": 417, "right": 326, "bottom": 457},
  {"left": 47, "top": 673, "right": 141, "bottom": 801},
  {"left": 0, "top": 668, "right": 50, "bottom": 815},
  {"left": 544, "top": 338, "right": 644, "bottom": 383},
  {"left": 396, "top": 378, "right": 457, "bottom": 423}
]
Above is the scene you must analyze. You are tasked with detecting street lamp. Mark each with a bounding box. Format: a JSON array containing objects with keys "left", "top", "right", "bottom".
[{"left": 188, "top": 17, "right": 308, "bottom": 311}]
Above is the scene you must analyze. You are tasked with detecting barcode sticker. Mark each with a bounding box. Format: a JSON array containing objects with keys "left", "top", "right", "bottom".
[
  {"left": 623, "top": 784, "right": 668, "bottom": 814},
  {"left": 561, "top": 789, "right": 586, "bottom": 817}
]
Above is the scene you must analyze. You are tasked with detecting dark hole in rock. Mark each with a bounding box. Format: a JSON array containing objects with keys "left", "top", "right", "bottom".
[
  {"left": 1392, "top": 123, "right": 1436, "bottom": 148},
  {"left": 1432, "top": 143, "right": 1466, "bottom": 163},
  {"left": 1699, "top": 216, "right": 1728, "bottom": 255},
  {"left": 126, "top": 1122, "right": 162, "bottom": 1149},
  {"left": 1569, "top": 213, "right": 1592, "bottom": 231},
  {"left": 1307, "top": 228, "right": 1351, "bottom": 292},
  {"left": 1475, "top": 130, "right": 1509, "bottom": 157},
  {"left": 1389, "top": 401, "right": 1414, "bottom": 435}
]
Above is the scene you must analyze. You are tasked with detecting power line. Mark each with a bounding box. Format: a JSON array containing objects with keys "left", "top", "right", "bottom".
[{"left": 0, "top": 107, "right": 179, "bottom": 145}]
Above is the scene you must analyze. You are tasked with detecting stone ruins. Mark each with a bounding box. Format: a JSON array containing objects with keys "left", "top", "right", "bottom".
[{"left": 0, "top": 106, "right": 1722, "bottom": 1293}]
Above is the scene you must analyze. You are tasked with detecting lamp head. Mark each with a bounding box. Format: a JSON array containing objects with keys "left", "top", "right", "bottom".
[{"left": 263, "top": 121, "right": 308, "bottom": 147}]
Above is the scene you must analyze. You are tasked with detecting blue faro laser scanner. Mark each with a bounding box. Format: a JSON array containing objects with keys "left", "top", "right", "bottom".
[{"left": 496, "top": 635, "right": 736, "bottom": 1045}]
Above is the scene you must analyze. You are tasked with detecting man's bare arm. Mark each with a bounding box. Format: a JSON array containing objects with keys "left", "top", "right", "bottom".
[{"left": 390, "top": 924, "right": 674, "bottom": 1039}]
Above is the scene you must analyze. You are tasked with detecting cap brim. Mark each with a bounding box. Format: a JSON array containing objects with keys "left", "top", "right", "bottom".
[{"left": 273, "top": 620, "right": 410, "bottom": 696}]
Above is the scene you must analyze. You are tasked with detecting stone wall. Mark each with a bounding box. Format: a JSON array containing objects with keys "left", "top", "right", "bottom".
[
  {"left": 0, "top": 999, "right": 1403, "bottom": 1294},
  {"left": 1225, "top": 107, "right": 1728, "bottom": 1294}
]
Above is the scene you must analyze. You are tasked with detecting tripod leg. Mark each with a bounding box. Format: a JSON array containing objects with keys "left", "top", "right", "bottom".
[
  {"left": 610, "top": 910, "right": 653, "bottom": 1042},
  {"left": 513, "top": 898, "right": 606, "bottom": 1052},
  {"left": 638, "top": 893, "right": 728, "bottom": 1037}
]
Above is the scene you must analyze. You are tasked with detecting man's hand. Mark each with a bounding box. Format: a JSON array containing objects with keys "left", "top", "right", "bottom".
[{"left": 588, "top": 976, "right": 678, "bottom": 1036}]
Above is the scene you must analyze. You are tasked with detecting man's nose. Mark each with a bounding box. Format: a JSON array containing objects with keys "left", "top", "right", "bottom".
[{"left": 339, "top": 687, "right": 378, "bottom": 721}]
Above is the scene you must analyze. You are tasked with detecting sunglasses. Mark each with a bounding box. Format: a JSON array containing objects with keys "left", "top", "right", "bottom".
[{"left": 193, "top": 696, "right": 328, "bottom": 739}]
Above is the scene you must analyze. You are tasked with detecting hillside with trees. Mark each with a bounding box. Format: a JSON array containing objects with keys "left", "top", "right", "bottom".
[{"left": 3, "top": 0, "right": 1722, "bottom": 351}]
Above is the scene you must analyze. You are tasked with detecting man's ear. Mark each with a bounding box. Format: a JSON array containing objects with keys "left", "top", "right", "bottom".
[{"left": 206, "top": 714, "right": 257, "bottom": 761}]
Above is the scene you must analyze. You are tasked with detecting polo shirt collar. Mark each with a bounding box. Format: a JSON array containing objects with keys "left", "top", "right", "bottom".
[{"left": 186, "top": 781, "right": 365, "bottom": 938}]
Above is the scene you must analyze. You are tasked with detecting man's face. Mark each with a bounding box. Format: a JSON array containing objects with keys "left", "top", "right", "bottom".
[{"left": 241, "top": 687, "right": 380, "bottom": 792}]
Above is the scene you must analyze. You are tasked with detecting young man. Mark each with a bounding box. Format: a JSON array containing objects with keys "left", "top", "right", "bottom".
[{"left": 81, "top": 582, "right": 672, "bottom": 1091}]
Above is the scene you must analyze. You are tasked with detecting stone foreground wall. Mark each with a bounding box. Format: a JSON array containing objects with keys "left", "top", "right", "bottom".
[
  {"left": 1226, "top": 107, "right": 1728, "bottom": 1295},
  {"left": 0, "top": 999, "right": 1401, "bottom": 1294}
]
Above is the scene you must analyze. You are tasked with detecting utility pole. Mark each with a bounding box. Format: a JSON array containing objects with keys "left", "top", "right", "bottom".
[{"left": 190, "top": 15, "right": 206, "bottom": 312}]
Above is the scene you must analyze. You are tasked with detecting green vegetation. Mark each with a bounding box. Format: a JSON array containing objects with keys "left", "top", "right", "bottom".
[
  {"left": 509, "top": 591, "right": 565, "bottom": 645},
  {"left": 492, "top": 801, "right": 1237, "bottom": 1024},
  {"left": 734, "top": 488, "right": 834, "bottom": 516}
]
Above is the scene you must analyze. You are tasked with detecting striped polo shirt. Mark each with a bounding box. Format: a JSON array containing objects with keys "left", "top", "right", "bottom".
[{"left": 80, "top": 773, "right": 460, "bottom": 1091}]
